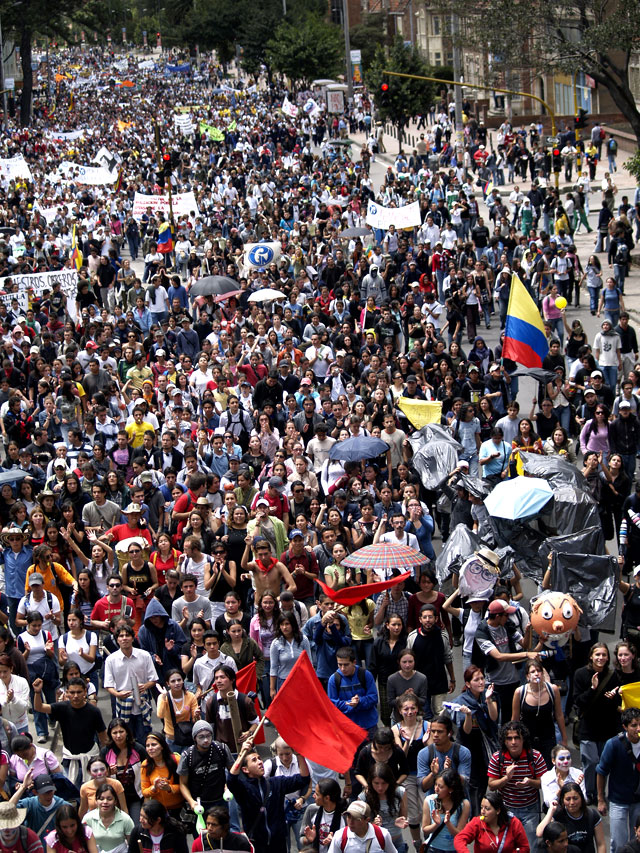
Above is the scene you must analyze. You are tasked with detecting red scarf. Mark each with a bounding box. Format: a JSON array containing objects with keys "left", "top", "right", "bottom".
[{"left": 256, "top": 556, "right": 277, "bottom": 574}]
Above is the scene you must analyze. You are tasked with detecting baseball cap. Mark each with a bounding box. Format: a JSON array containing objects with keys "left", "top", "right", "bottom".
[
  {"left": 288, "top": 529, "right": 304, "bottom": 540},
  {"left": 156, "top": 349, "right": 165, "bottom": 357},
  {"left": 269, "top": 476, "right": 285, "bottom": 491},
  {"left": 591, "top": 370, "right": 603, "bottom": 378},
  {"left": 140, "top": 472, "right": 153, "bottom": 483},
  {"left": 345, "top": 802, "right": 371, "bottom": 820},
  {"left": 33, "top": 775, "right": 56, "bottom": 794},
  {"left": 488, "top": 599, "right": 517, "bottom": 615},
  {"left": 584, "top": 388, "right": 597, "bottom": 396},
  {"left": 620, "top": 400, "right": 632, "bottom": 409},
  {"left": 86, "top": 341, "right": 98, "bottom": 350},
  {"left": 28, "top": 572, "right": 44, "bottom": 586},
  {"left": 256, "top": 497, "right": 270, "bottom": 507},
  {"left": 406, "top": 375, "right": 417, "bottom": 383},
  {"left": 300, "top": 378, "right": 312, "bottom": 386}
]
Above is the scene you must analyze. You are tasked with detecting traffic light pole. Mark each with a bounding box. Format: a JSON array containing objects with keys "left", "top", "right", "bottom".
[
  {"left": 573, "top": 74, "right": 582, "bottom": 176},
  {"left": 382, "top": 69, "right": 559, "bottom": 188}
]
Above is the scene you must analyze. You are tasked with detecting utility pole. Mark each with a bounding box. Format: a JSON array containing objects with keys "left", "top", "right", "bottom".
[
  {"left": 450, "top": 12, "right": 464, "bottom": 161},
  {"left": 342, "top": 0, "right": 353, "bottom": 103},
  {"left": 0, "top": 14, "right": 8, "bottom": 128}
]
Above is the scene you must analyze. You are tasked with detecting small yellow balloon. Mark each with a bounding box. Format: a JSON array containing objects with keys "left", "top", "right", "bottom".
[{"left": 555, "top": 297, "right": 567, "bottom": 310}]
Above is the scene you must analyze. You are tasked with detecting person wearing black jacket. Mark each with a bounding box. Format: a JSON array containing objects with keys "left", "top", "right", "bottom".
[
  {"left": 129, "top": 801, "right": 189, "bottom": 853},
  {"left": 609, "top": 405, "right": 640, "bottom": 481},
  {"left": 253, "top": 372, "right": 284, "bottom": 412}
]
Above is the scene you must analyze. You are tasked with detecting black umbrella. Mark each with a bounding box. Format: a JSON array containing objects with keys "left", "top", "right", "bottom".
[
  {"left": 189, "top": 276, "right": 240, "bottom": 298},
  {"left": 340, "top": 227, "right": 370, "bottom": 238},
  {"left": 512, "top": 367, "right": 556, "bottom": 385}
]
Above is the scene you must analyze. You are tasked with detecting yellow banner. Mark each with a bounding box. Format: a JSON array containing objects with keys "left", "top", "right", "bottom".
[
  {"left": 117, "top": 120, "right": 132, "bottom": 131},
  {"left": 621, "top": 680, "right": 640, "bottom": 709},
  {"left": 397, "top": 398, "right": 442, "bottom": 428}
]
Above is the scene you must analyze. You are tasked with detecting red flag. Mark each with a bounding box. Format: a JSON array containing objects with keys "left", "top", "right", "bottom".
[
  {"left": 265, "top": 651, "right": 366, "bottom": 772},
  {"left": 235, "top": 661, "right": 265, "bottom": 745},
  {"left": 316, "top": 571, "right": 412, "bottom": 607}
]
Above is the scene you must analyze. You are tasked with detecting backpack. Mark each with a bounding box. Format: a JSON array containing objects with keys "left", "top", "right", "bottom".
[
  {"left": 600, "top": 128, "right": 606, "bottom": 141},
  {"left": 340, "top": 824, "right": 385, "bottom": 851},
  {"left": 609, "top": 139, "right": 618, "bottom": 154},
  {"left": 332, "top": 666, "right": 368, "bottom": 693},
  {"left": 423, "top": 743, "right": 462, "bottom": 768},
  {"left": 616, "top": 243, "right": 629, "bottom": 264},
  {"left": 229, "top": 411, "right": 251, "bottom": 452}
]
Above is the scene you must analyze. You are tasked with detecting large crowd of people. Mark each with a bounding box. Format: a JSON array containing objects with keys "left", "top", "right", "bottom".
[{"left": 1, "top": 43, "right": 640, "bottom": 853}]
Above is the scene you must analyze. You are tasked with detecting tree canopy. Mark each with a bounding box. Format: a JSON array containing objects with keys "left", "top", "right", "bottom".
[{"left": 265, "top": 15, "right": 343, "bottom": 88}]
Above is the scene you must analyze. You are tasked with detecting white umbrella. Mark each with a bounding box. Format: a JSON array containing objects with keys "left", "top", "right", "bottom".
[{"left": 247, "top": 288, "right": 286, "bottom": 303}]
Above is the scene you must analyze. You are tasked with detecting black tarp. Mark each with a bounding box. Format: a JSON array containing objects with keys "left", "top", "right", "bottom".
[
  {"left": 551, "top": 551, "right": 619, "bottom": 632},
  {"left": 519, "top": 452, "right": 588, "bottom": 490},
  {"left": 435, "top": 524, "right": 480, "bottom": 584}
]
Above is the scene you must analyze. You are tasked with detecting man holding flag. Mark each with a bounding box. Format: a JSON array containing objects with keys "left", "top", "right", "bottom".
[{"left": 228, "top": 734, "right": 310, "bottom": 853}]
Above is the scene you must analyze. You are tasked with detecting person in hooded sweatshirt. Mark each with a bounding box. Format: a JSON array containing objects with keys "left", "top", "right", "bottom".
[
  {"left": 137, "top": 598, "right": 187, "bottom": 681},
  {"left": 361, "top": 265, "right": 387, "bottom": 306},
  {"left": 593, "top": 318, "right": 623, "bottom": 393}
]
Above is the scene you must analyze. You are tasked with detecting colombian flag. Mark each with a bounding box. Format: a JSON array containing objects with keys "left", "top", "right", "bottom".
[
  {"left": 157, "top": 221, "right": 173, "bottom": 254},
  {"left": 503, "top": 273, "right": 547, "bottom": 368},
  {"left": 71, "top": 225, "right": 83, "bottom": 271}
]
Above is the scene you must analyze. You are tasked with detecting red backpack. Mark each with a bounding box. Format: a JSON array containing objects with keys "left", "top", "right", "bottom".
[{"left": 339, "top": 825, "right": 385, "bottom": 851}]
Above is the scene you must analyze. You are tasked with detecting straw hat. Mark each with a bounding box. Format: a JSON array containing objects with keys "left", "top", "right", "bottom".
[
  {"left": 0, "top": 526, "right": 28, "bottom": 546},
  {"left": 0, "top": 802, "right": 27, "bottom": 829}
]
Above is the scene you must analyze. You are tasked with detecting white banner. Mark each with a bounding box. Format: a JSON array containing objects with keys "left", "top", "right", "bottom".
[
  {"left": 366, "top": 200, "right": 422, "bottom": 230},
  {"left": 303, "top": 97, "right": 321, "bottom": 118},
  {"left": 0, "top": 269, "right": 78, "bottom": 300},
  {"left": 0, "top": 291, "right": 28, "bottom": 312},
  {"left": 281, "top": 96, "right": 298, "bottom": 118},
  {"left": 44, "top": 129, "right": 87, "bottom": 141},
  {"left": 174, "top": 114, "right": 194, "bottom": 135},
  {"left": 0, "top": 155, "right": 33, "bottom": 181},
  {"left": 53, "top": 162, "right": 117, "bottom": 185},
  {"left": 132, "top": 191, "right": 200, "bottom": 220},
  {"left": 326, "top": 90, "right": 344, "bottom": 114},
  {"left": 243, "top": 242, "right": 281, "bottom": 270},
  {"left": 36, "top": 206, "right": 60, "bottom": 225}
]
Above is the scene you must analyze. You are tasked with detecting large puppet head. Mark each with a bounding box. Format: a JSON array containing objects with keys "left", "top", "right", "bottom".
[{"left": 530, "top": 591, "right": 582, "bottom": 637}]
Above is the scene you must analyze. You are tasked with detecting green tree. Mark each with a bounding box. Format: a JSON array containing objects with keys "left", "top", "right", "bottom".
[
  {"left": 349, "top": 14, "right": 387, "bottom": 73},
  {"left": 439, "top": 0, "right": 640, "bottom": 144},
  {"left": 367, "top": 37, "right": 435, "bottom": 152},
  {"left": 266, "top": 14, "right": 342, "bottom": 89},
  {"left": 238, "top": 0, "right": 282, "bottom": 79}
]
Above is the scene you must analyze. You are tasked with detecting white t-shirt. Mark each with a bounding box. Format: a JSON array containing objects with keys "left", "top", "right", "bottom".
[
  {"left": 59, "top": 629, "right": 98, "bottom": 675},
  {"left": 17, "top": 592, "right": 61, "bottom": 640}
]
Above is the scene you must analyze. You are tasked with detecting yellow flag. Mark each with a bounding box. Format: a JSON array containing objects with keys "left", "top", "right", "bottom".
[
  {"left": 621, "top": 681, "right": 640, "bottom": 710},
  {"left": 397, "top": 398, "right": 442, "bottom": 429}
]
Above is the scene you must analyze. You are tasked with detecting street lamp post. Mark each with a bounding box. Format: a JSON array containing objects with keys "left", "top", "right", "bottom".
[{"left": 342, "top": 0, "right": 353, "bottom": 103}]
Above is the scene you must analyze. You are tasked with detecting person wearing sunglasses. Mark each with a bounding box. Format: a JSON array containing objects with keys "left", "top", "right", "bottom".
[{"left": 89, "top": 574, "right": 135, "bottom": 632}]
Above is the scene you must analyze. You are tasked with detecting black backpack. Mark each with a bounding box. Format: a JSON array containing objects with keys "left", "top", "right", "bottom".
[{"left": 332, "top": 666, "right": 368, "bottom": 692}]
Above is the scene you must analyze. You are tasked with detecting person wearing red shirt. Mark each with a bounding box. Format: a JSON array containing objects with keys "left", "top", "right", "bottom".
[
  {"left": 280, "top": 529, "right": 318, "bottom": 606},
  {"left": 103, "top": 504, "right": 153, "bottom": 549},
  {"left": 454, "top": 791, "right": 529, "bottom": 853},
  {"left": 171, "top": 472, "right": 208, "bottom": 542},
  {"left": 251, "top": 476, "right": 290, "bottom": 527},
  {"left": 90, "top": 573, "right": 135, "bottom": 630}
]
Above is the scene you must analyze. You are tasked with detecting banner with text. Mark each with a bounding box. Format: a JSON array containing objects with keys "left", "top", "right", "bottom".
[
  {"left": 0, "top": 155, "right": 33, "bottom": 181},
  {"left": 53, "top": 162, "right": 118, "bottom": 185},
  {"left": 366, "top": 200, "right": 421, "bottom": 230},
  {"left": 132, "top": 191, "right": 200, "bottom": 220},
  {"left": 0, "top": 269, "right": 79, "bottom": 300}
]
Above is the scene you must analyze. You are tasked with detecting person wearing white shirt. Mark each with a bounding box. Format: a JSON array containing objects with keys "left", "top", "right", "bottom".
[
  {"left": 0, "top": 666, "right": 30, "bottom": 732},
  {"left": 192, "top": 634, "right": 237, "bottom": 697},
  {"left": 328, "top": 802, "right": 397, "bottom": 853},
  {"left": 16, "top": 575, "right": 61, "bottom": 640},
  {"left": 306, "top": 333, "right": 333, "bottom": 379},
  {"left": 103, "top": 626, "right": 158, "bottom": 742}
]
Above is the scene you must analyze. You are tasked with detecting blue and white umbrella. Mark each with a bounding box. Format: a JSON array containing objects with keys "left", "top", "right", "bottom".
[{"left": 484, "top": 476, "right": 553, "bottom": 520}]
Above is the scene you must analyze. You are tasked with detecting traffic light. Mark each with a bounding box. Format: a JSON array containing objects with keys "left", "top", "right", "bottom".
[
  {"left": 162, "top": 152, "right": 172, "bottom": 183},
  {"left": 552, "top": 147, "right": 562, "bottom": 173},
  {"left": 574, "top": 107, "right": 588, "bottom": 129},
  {"left": 379, "top": 81, "right": 390, "bottom": 108}
]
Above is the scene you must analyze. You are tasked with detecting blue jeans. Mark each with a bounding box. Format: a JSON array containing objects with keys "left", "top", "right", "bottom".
[
  {"left": 129, "top": 713, "right": 152, "bottom": 744},
  {"left": 556, "top": 405, "right": 571, "bottom": 432},
  {"left": 605, "top": 310, "right": 621, "bottom": 327},
  {"left": 459, "top": 450, "right": 479, "bottom": 477},
  {"left": 610, "top": 800, "right": 640, "bottom": 853},
  {"left": 608, "top": 155, "right": 617, "bottom": 172},
  {"left": 548, "top": 317, "right": 564, "bottom": 345},
  {"left": 587, "top": 286, "right": 601, "bottom": 312},
  {"left": 509, "top": 804, "right": 540, "bottom": 848},
  {"left": 481, "top": 302, "right": 491, "bottom": 327},
  {"left": 601, "top": 365, "right": 619, "bottom": 391},
  {"left": 150, "top": 311, "right": 168, "bottom": 326}
]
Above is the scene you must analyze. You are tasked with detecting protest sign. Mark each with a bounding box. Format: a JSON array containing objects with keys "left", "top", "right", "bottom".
[
  {"left": 0, "top": 155, "right": 33, "bottom": 181},
  {"left": 132, "top": 191, "right": 200, "bottom": 220},
  {"left": 0, "top": 269, "right": 79, "bottom": 300},
  {"left": 53, "top": 162, "right": 118, "bottom": 186},
  {"left": 366, "top": 200, "right": 421, "bottom": 230}
]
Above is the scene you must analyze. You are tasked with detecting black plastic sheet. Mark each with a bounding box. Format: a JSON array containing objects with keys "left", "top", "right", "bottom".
[
  {"left": 538, "top": 484, "right": 600, "bottom": 536},
  {"left": 538, "top": 526, "right": 607, "bottom": 570},
  {"left": 512, "top": 367, "right": 557, "bottom": 385},
  {"left": 489, "top": 517, "right": 548, "bottom": 583},
  {"left": 551, "top": 551, "right": 619, "bottom": 632},
  {"left": 435, "top": 524, "right": 480, "bottom": 585},
  {"left": 407, "top": 423, "right": 462, "bottom": 452},
  {"left": 519, "top": 452, "right": 587, "bottom": 490},
  {"left": 412, "top": 441, "right": 461, "bottom": 491},
  {"left": 460, "top": 475, "right": 490, "bottom": 499}
]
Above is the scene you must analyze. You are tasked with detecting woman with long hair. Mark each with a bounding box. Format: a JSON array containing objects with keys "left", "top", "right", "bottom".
[
  {"left": 128, "top": 799, "right": 188, "bottom": 853},
  {"left": 58, "top": 608, "right": 98, "bottom": 689},
  {"left": 215, "top": 591, "right": 250, "bottom": 637},
  {"left": 510, "top": 417, "right": 543, "bottom": 476},
  {"left": 614, "top": 639, "right": 640, "bottom": 685},
  {"left": 300, "top": 778, "right": 347, "bottom": 850},
  {"left": 543, "top": 426, "right": 577, "bottom": 463},
  {"left": 249, "top": 592, "right": 280, "bottom": 707},
  {"left": 580, "top": 254, "right": 603, "bottom": 315},
  {"left": 100, "top": 718, "right": 145, "bottom": 823},
  {"left": 512, "top": 658, "right": 567, "bottom": 767},
  {"left": 422, "top": 768, "right": 470, "bottom": 852},
  {"left": 179, "top": 617, "right": 207, "bottom": 686},
  {"left": 573, "top": 642, "right": 621, "bottom": 803},
  {"left": 55, "top": 381, "right": 83, "bottom": 444},
  {"left": 156, "top": 670, "right": 199, "bottom": 754},
  {"left": 220, "top": 620, "right": 265, "bottom": 674},
  {"left": 46, "top": 803, "right": 99, "bottom": 853},
  {"left": 452, "top": 665, "right": 499, "bottom": 815},
  {"left": 536, "top": 782, "right": 605, "bottom": 853},
  {"left": 0, "top": 653, "right": 30, "bottom": 733},
  {"left": 360, "top": 762, "right": 409, "bottom": 852},
  {"left": 140, "top": 731, "right": 184, "bottom": 814},
  {"left": 269, "top": 613, "right": 310, "bottom": 698},
  {"left": 82, "top": 782, "right": 134, "bottom": 852},
  {"left": 0, "top": 625, "right": 28, "bottom": 679},
  {"left": 149, "top": 534, "right": 181, "bottom": 588},
  {"left": 28, "top": 505, "right": 47, "bottom": 547},
  {"left": 371, "top": 614, "right": 407, "bottom": 726},
  {"left": 579, "top": 405, "right": 611, "bottom": 460},
  {"left": 453, "top": 790, "right": 528, "bottom": 853},
  {"left": 392, "top": 691, "right": 431, "bottom": 848}
]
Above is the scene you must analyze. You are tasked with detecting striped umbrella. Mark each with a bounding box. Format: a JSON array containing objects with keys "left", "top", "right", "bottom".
[{"left": 342, "top": 542, "right": 428, "bottom": 572}]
